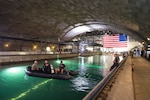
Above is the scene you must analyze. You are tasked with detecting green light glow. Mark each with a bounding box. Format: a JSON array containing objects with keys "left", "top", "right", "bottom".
[
  {"left": 86, "top": 65, "right": 103, "bottom": 68},
  {"left": 6, "top": 67, "right": 23, "bottom": 75},
  {"left": 11, "top": 79, "right": 53, "bottom": 100},
  {"left": 56, "top": 55, "right": 60, "bottom": 60},
  {"left": 56, "top": 59, "right": 60, "bottom": 64}
]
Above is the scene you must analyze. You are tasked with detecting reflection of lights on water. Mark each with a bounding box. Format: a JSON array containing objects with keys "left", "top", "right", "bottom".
[
  {"left": 81, "top": 57, "right": 85, "bottom": 66},
  {"left": 11, "top": 79, "right": 53, "bottom": 100},
  {"left": 1, "top": 67, "right": 53, "bottom": 100},
  {"left": 101, "top": 68, "right": 110, "bottom": 77},
  {"left": 24, "top": 75, "right": 28, "bottom": 80},
  {"left": 86, "top": 65, "right": 103, "bottom": 68},
  {"left": 7, "top": 67, "right": 22, "bottom": 74},
  {"left": 3, "top": 67, "right": 24, "bottom": 76},
  {"left": 56, "top": 60, "right": 67, "bottom": 65},
  {"left": 56, "top": 55, "right": 60, "bottom": 62},
  {"left": 71, "top": 77, "right": 89, "bottom": 92},
  {"left": 87, "top": 56, "right": 93, "bottom": 64},
  {"left": 56, "top": 59, "right": 60, "bottom": 64}
]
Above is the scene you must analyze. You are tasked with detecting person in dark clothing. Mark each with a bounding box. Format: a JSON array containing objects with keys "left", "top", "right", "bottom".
[
  {"left": 141, "top": 48, "right": 144, "bottom": 57},
  {"left": 122, "top": 53, "right": 126, "bottom": 58},
  {"left": 55, "top": 60, "right": 66, "bottom": 74},
  {"left": 42, "top": 60, "right": 51, "bottom": 74},
  {"left": 59, "top": 60, "right": 66, "bottom": 74},
  {"left": 110, "top": 54, "right": 120, "bottom": 71}
]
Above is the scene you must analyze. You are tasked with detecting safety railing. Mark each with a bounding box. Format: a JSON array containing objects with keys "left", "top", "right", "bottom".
[{"left": 82, "top": 56, "right": 128, "bottom": 100}]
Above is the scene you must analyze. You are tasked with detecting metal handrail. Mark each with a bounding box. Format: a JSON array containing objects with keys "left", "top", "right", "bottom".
[{"left": 82, "top": 56, "right": 128, "bottom": 100}]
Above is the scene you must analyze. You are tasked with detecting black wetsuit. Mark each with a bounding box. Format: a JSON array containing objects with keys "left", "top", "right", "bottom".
[
  {"left": 59, "top": 64, "right": 65, "bottom": 72},
  {"left": 110, "top": 57, "right": 120, "bottom": 71},
  {"left": 43, "top": 64, "right": 51, "bottom": 74}
]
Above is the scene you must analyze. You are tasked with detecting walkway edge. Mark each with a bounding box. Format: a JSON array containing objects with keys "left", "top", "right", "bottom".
[{"left": 106, "top": 56, "right": 134, "bottom": 100}]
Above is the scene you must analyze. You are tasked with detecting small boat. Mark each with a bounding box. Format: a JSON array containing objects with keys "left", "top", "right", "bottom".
[{"left": 25, "top": 66, "right": 77, "bottom": 80}]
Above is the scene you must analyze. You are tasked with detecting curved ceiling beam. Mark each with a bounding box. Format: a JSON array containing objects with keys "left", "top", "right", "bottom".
[{"left": 61, "top": 21, "right": 146, "bottom": 43}]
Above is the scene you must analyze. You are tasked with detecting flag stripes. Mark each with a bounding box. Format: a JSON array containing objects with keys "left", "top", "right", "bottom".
[{"left": 103, "top": 34, "right": 127, "bottom": 48}]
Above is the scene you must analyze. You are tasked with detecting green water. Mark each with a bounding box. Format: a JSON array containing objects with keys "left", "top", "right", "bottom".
[{"left": 0, "top": 55, "right": 114, "bottom": 100}]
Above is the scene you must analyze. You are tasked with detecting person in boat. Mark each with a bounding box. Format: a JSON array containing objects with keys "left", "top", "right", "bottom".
[
  {"left": 42, "top": 60, "right": 51, "bottom": 74},
  {"left": 55, "top": 60, "right": 66, "bottom": 74},
  {"left": 50, "top": 63, "right": 55, "bottom": 74},
  {"left": 31, "top": 60, "right": 39, "bottom": 71}
]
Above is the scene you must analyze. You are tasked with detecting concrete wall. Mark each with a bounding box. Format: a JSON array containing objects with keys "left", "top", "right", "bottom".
[{"left": 0, "top": 53, "right": 78, "bottom": 65}]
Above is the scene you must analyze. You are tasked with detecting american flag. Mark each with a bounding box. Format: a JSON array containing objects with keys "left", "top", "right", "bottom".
[{"left": 103, "top": 34, "right": 128, "bottom": 48}]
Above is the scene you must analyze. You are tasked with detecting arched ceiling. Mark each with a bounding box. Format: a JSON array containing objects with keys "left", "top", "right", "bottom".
[{"left": 0, "top": 0, "right": 150, "bottom": 43}]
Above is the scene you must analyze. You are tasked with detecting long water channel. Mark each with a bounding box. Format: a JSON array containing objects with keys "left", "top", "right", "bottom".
[{"left": 0, "top": 55, "right": 117, "bottom": 100}]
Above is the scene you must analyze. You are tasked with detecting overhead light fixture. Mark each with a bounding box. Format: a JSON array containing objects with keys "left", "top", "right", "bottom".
[
  {"left": 46, "top": 47, "right": 50, "bottom": 52},
  {"left": 33, "top": 45, "right": 37, "bottom": 50},
  {"left": 4, "top": 43, "right": 9, "bottom": 48}
]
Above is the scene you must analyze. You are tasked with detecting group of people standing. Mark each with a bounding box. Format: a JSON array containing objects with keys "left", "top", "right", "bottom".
[{"left": 31, "top": 60, "right": 66, "bottom": 74}]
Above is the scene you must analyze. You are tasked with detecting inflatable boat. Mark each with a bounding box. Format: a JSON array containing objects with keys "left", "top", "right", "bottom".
[{"left": 25, "top": 66, "right": 78, "bottom": 80}]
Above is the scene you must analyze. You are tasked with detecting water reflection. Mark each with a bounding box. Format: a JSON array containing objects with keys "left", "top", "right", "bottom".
[
  {"left": 0, "top": 67, "right": 25, "bottom": 85},
  {"left": 12, "top": 79, "right": 53, "bottom": 100},
  {"left": 79, "top": 57, "right": 86, "bottom": 70},
  {"left": 71, "top": 76, "right": 97, "bottom": 92},
  {"left": 71, "top": 77, "right": 89, "bottom": 92},
  {"left": 0, "top": 55, "right": 118, "bottom": 100},
  {"left": 87, "top": 56, "right": 93, "bottom": 64},
  {"left": 71, "top": 55, "right": 109, "bottom": 92}
]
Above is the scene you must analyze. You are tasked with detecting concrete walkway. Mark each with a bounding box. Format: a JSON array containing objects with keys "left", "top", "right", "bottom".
[
  {"left": 132, "top": 57, "right": 150, "bottom": 100},
  {"left": 106, "top": 56, "right": 150, "bottom": 100},
  {"left": 106, "top": 56, "right": 134, "bottom": 100}
]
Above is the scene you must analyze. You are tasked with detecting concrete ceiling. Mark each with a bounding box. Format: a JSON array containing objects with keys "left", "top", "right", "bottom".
[{"left": 0, "top": 0, "right": 150, "bottom": 43}]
